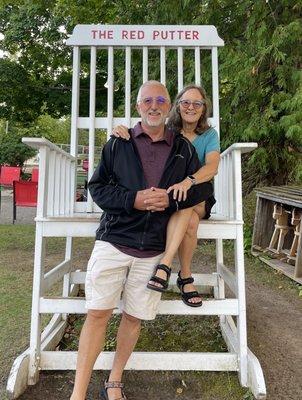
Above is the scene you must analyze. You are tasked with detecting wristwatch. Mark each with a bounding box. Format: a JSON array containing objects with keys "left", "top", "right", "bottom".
[{"left": 186, "top": 175, "right": 196, "bottom": 186}]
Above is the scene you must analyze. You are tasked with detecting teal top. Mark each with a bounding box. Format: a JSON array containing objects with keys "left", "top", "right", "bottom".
[{"left": 192, "top": 127, "right": 220, "bottom": 166}]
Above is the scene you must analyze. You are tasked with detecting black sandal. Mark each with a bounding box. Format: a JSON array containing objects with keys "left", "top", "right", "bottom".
[
  {"left": 147, "top": 264, "right": 171, "bottom": 293},
  {"left": 177, "top": 271, "right": 203, "bottom": 307},
  {"left": 100, "top": 380, "right": 127, "bottom": 400}
]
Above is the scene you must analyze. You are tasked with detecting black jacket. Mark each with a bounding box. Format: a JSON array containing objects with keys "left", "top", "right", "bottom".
[{"left": 88, "top": 131, "right": 213, "bottom": 251}]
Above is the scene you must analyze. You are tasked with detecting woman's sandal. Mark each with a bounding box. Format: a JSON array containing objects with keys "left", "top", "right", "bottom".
[
  {"left": 147, "top": 263, "right": 171, "bottom": 293},
  {"left": 177, "top": 271, "right": 203, "bottom": 307},
  {"left": 100, "top": 380, "right": 127, "bottom": 400}
]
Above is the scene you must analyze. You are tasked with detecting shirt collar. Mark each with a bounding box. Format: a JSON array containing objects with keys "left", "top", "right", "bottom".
[{"left": 132, "top": 122, "right": 174, "bottom": 145}]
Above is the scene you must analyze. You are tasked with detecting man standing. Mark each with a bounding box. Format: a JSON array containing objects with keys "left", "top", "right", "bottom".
[{"left": 70, "top": 81, "right": 204, "bottom": 400}]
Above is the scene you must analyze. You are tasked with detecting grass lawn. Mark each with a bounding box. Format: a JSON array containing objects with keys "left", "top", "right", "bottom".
[{"left": 0, "top": 216, "right": 300, "bottom": 399}]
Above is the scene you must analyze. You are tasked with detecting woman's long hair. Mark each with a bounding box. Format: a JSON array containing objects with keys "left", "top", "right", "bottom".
[{"left": 167, "top": 84, "right": 211, "bottom": 134}]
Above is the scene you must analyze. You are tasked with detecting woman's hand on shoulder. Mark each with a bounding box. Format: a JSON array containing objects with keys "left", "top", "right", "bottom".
[
  {"left": 112, "top": 125, "right": 130, "bottom": 140},
  {"left": 167, "top": 178, "right": 192, "bottom": 201}
]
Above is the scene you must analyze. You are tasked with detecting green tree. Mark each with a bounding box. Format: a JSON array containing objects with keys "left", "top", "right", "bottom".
[{"left": 0, "top": 0, "right": 300, "bottom": 188}]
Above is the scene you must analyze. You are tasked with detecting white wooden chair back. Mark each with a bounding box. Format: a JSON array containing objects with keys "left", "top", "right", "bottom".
[{"left": 66, "top": 25, "right": 224, "bottom": 214}]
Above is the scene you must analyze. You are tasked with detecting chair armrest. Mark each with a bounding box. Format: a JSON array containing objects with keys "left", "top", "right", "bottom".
[
  {"left": 221, "top": 143, "right": 258, "bottom": 158},
  {"left": 22, "top": 137, "right": 75, "bottom": 161}
]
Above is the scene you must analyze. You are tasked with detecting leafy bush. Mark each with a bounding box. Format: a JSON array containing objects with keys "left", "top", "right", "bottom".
[{"left": 0, "top": 130, "right": 35, "bottom": 166}]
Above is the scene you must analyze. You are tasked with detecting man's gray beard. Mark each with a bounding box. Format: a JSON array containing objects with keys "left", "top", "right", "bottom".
[{"left": 143, "top": 115, "right": 166, "bottom": 127}]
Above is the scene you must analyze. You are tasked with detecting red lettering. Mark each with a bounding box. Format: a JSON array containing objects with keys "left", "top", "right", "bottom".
[
  {"left": 153, "top": 30, "right": 160, "bottom": 40},
  {"left": 122, "top": 30, "right": 128, "bottom": 39},
  {"left": 91, "top": 30, "right": 98, "bottom": 39},
  {"left": 193, "top": 31, "right": 199, "bottom": 40},
  {"left": 138, "top": 30, "right": 144, "bottom": 39},
  {"left": 177, "top": 30, "right": 184, "bottom": 39},
  {"left": 108, "top": 30, "right": 113, "bottom": 39},
  {"left": 185, "top": 31, "right": 191, "bottom": 40}
]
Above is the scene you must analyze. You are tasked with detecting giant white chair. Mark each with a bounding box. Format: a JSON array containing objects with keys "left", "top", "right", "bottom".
[{"left": 7, "top": 25, "right": 266, "bottom": 399}]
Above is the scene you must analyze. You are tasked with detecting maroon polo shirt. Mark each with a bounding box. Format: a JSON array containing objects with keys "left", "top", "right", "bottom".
[{"left": 113, "top": 122, "right": 174, "bottom": 258}]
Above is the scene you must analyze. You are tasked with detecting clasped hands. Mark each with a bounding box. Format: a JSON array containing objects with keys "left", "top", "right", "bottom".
[
  {"left": 134, "top": 187, "right": 169, "bottom": 212},
  {"left": 134, "top": 179, "right": 192, "bottom": 212}
]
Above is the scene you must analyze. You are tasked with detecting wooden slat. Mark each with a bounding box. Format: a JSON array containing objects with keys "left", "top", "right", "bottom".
[
  {"left": 194, "top": 47, "right": 201, "bottom": 85},
  {"left": 87, "top": 46, "right": 97, "bottom": 212},
  {"left": 125, "top": 46, "right": 131, "bottom": 126},
  {"left": 211, "top": 47, "right": 220, "bottom": 135},
  {"left": 39, "top": 298, "right": 239, "bottom": 316},
  {"left": 160, "top": 46, "right": 166, "bottom": 85},
  {"left": 177, "top": 47, "right": 183, "bottom": 91},
  {"left": 40, "top": 351, "right": 238, "bottom": 371},
  {"left": 142, "top": 46, "right": 148, "bottom": 82},
  {"left": 107, "top": 46, "right": 114, "bottom": 140}
]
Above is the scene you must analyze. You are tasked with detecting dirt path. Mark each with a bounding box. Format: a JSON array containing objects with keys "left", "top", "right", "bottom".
[{"left": 246, "top": 279, "right": 302, "bottom": 399}]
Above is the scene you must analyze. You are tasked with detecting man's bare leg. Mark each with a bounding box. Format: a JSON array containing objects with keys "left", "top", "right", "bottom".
[
  {"left": 70, "top": 309, "right": 113, "bottom": 400},
  {"left": 106, "top": 312, "right": 141, "bottom": 399}
]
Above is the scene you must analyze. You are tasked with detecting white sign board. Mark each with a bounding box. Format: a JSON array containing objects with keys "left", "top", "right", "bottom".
[{"left": 66, "top": 25, "right": 224, "bottom": 47}]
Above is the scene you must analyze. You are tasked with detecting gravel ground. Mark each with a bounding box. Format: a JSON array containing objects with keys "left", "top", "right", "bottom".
[{"left": 0, "top": 190, "right": 36, "bottom": 225}]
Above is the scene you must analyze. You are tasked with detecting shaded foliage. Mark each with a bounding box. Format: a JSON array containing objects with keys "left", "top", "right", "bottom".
[{"left": 0, "top": 0, "right": 301, "bottom": 188}]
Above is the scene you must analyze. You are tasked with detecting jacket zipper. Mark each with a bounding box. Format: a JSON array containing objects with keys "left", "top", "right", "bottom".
[{"left": 140, "top": 211, "right": 151, "bottom": 249}]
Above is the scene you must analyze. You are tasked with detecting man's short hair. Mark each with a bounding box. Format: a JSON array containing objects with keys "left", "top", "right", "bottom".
[{"left": 136, "top": 80, "right": 171, "bottom": 104}]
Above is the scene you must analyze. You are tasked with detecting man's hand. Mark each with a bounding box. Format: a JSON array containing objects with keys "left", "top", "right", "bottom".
[
  {"left": 167, "top": 178, "right": 192, "bottom": 201},
  {"left": 134, "top": 187, "right": 169, "bottom": 212}
]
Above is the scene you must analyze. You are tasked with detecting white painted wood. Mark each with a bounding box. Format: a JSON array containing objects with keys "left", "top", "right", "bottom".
[
  {"left": 107, "top": 46, "right": 114, "bottom": 141},
  {"left": 40, "top": 351, "right": 237, "bottom": 371},
  {"left": 177, "top": 47, "right": 183, "bottom": 92},
  {"left": 247, "top": 350, "right": 267, "bottom": 399},
  {"left": 54, "top": 153, "right": 61, "bottom": 217},
  {"left": 221, "top": 143, "right": 258, "bottom": 157},
  {"left": 218, "top": 263, "right": 237, "bottom": 296},
  {"left": 235, "top": 224, "right": 248, "bottom": 386},
  {"left": 15, "top": 25, "right": 265, "bottom": 399},
  {"left": 125, "top": 46, "right": 131, "bottom": 126},
  {"left": 87, "top": 46, "right": 97, "bottom": 212},
  {"left": 233, "top": 150, "right": 243, "bottom": 221},
  {"left": 28, "top": 223, "right": 45, "bottom": 385},
  {"left": 6, "top": 351, "right": 30, "bottom": 399},
  {"left": 43, "top": 260, "right": 71, "bottom": 293},
  {"left": 59, "top": 156, "right": 66, "bottom": 215},
  {"left": 66, "top": 25, "right": 225, "bottom": 47},
  {"left": 65, "top": 159, "right": 71, "bottom": 215},
  {"left": 160, "top": 46, "right": 166, "bottom": 85},
  {"left": 47, "top": 150, "right": 56, "bottom": 216},
  {"left": 211, "top": 47, "right": 220, "bottom": 135},
  {"left": 221, "top": 320, "right": 266, "bottom": 399},
  {"left": 194, "top": 47, "right": 201, "bottom": 85},
  {"left": 36, "top": 146, "right": 49, "bottom": 218},
  {"left": 41, "top": 320, "right": 68, "bottom": 351},
  {"left": 142, "top": 46, "right": 148, "bottom": 82},
  {"left": 22, "top": 138, "right": 75, "bottom": 158},
  {"left": 39, "top": 298, "right": 238, "bottom": 315},
  {"left": 70, "top": 46, "right": 80, "bottom": 158}
]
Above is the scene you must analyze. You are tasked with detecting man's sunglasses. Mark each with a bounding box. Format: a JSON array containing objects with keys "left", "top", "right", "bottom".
[
  {"left": 178, "top": 99, "right": 206, "bottom": 110},
  {"left": 138, "top": 96, "right": 169, "bottom": 107}
]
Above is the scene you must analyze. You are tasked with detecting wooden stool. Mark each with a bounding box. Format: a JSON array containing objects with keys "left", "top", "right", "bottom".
[
  {"left": 286, "top": 209, "right": 302, "bottom": 265},
  {"left": 267, "top": 204, "right": 291, "bottom": 255}
]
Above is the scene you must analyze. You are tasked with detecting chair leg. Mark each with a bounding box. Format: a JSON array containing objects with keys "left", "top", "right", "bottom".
[
  {"left": 28, "top": 223, "right": 45, "bottom": 385},
  {"left": 235, "top": 225, "right": 248, "bottom": 386},
  {"left": 13, "top": 201, "right": 16, "bottom": 224}
]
